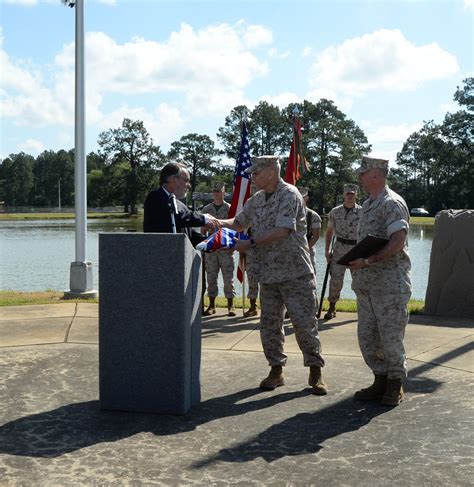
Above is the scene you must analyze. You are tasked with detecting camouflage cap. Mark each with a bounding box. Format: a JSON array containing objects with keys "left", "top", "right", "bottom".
[
  {"left": 212, "top": 181, "right": 225, "bottom": 192},
  {"left": 298, "top": 186, "right": 309, "bottom": 197},
  {"left": 357, "top": 156, "right": 389, "bottom": 174},
  {"left": 343, "top": 183, "right": 359, "bottom": 194},
  {"left": 246, "top": 155, "right": 280, "bottom": 174}
]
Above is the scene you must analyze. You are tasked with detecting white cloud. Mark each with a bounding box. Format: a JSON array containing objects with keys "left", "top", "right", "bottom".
[
  {"left": 302, "top": 46, "right": 312, "bottom": 58},
  {"left": 261, "top": 92, "right": 301, "bottom": 108},
  {"left": 362, "top": 121, "right": 423, "bottom": 164},
  {"left": 310, "top": 29, "right": 459, "bottom": 97},
  {"left": 1, "top": 21, "right": 270, "bottom": 131},
  {"left": 267, "top": 48, "right": 290, "bottom": 59},
  {"left": 242, "top": 24, "right": 273, "bottom": 48},
  {"left": 19, "top": 138, "right": 45, "bottom": 155},
  {"left": 98, "top": 103, "right": 186, "bottom": 150},
  {"left": 305, "top": 88, "right": 353, "bottom": 111},
  {"left": 464, "top": 0, "right": 474, "bottom": 10}
]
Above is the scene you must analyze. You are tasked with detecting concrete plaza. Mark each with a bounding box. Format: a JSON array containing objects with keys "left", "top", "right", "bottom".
[{"left": 0, "top": 304, "right": 472, "bottom": 485}]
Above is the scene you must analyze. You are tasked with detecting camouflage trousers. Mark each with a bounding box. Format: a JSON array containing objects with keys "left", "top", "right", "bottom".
[
  {"left": 328, "top": 241, "right": 354, "bottom": 303},
  {"left": 356, "top": 290, "right": 411, "bottom": 379},
  {"left": 259, "top": 273, "right": 324, "bottom": 367},
  {"left": 245, "top": 255, "right": 259, "bottom": 300},
  {"left": 205, "top": 250, "right": 235, "bottom": 298}
]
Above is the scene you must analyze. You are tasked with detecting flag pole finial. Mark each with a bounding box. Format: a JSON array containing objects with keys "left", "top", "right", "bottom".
[{"left": 292, "top": 106, "right": 300, "bottom": 116}]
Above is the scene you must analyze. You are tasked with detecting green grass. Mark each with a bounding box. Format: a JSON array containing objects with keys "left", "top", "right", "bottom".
[
  {"left": 0, "top": 290, "right": 424, "bottom": 314},
  {"left": 0, "top": 290, "right": 98, "bottom": 307},
  {"left": 0, "top": 212, "right": 134, "bottom": 220},
  {"left": 410, "top": 216, "right": 435, "bottom": 225}
]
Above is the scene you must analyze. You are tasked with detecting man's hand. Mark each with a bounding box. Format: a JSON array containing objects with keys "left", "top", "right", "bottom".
[
  {"left": 203, "top": 215, "right": 221, "bottom": 231},
  {"left": 233, "top": 237, "right": 251, "bottom": 253},
  {"left": 349, "top": 258, "right": 366, "bottom": 270}
]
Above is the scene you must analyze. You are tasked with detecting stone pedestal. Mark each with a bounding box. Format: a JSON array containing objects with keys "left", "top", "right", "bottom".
[
  {"left": 424, "top": 210, "right": 474, "bottom": 318},
  {"left": 99, "top": 233, "right": 202, "bottom": 414}
]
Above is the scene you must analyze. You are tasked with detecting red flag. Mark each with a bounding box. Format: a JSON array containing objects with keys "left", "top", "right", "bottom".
[
  {"left": 284, "top": 114, "right": 309, "bottom": 185},
  {"left": 229, "top": 120, "right": 252, "bottom": 282}
]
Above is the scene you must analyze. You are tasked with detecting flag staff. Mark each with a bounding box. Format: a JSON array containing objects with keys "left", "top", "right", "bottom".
[{"left": 63, "top": 0, "right": 97, "bottom": 299}]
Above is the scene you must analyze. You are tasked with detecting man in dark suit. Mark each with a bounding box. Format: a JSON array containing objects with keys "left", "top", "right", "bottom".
[{"left": 143, "top": 162, "right": 218, "bottom": 246}]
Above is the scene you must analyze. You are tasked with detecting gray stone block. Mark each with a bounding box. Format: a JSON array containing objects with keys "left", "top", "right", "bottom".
[
  {"left": 99, "top": 233, "right": 202, "bottom": 414},
  {"left": 424, "top": 210, "right": 474, "bottom": 318}
]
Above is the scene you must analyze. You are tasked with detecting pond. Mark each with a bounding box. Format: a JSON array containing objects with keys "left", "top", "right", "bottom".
[{"left": 0, "top": 218, "right": 434, "bottom": 300}]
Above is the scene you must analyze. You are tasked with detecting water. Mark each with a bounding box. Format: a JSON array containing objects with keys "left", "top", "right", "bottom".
[{"left": 0, "top": 218, "right": 433, "bottom": 300}]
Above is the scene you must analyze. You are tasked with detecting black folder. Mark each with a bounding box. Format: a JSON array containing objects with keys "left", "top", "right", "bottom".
[{"left": 337, "top": 235, "right": 389, "bottom": 266}]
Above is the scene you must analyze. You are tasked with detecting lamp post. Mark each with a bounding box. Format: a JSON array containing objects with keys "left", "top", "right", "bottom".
[{"left": 62, "top": 0, "right": 97, "bottom": 299}]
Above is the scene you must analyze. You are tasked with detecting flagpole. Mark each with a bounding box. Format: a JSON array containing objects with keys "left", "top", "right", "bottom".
[
  {"left": 241, "top": 259, "right": 246, "bottom": 317},
  {"left": 63, "top": 0, "right": 97, "bottom": 299}
]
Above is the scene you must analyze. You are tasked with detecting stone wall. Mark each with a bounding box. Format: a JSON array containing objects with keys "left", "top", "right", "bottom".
[{"left": 424, "top": 210, "right": 474, "bottom": 318}]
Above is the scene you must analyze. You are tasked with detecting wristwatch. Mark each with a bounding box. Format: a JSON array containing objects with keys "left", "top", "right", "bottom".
[{"left": 250, "top": 238, "right": 257, "bottom": 248}]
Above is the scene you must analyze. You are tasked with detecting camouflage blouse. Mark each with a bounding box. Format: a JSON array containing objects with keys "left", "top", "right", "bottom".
[
  {"left": 352, "top": 186, "right": 412, "bottom": 295},
  {"left": 235, "top": 180, "right": 313, "bottom": 284}
]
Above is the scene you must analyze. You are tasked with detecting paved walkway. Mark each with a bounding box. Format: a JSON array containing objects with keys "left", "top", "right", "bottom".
[{"left": 0, "top": 304, "right": 473, "bottom": 485}]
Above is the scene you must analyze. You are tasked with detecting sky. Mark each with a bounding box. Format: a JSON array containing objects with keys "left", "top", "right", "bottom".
[{"left": 0, "top": 0, "right": 472, "bottom": 168}]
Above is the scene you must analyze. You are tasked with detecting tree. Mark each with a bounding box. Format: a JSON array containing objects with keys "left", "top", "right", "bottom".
[
  {"left": 168, "top": 133, "right": 222, "bottom": 196},
  {"left": 34, "top": 149, "right": 75, "bottom": 207},
  {"left": 395, "top": 77, "right": 474, "bottom": 212},
  {"left": 98, "top": 118, "right": 165, "bottom": 214},
  {"left": 0, "top": 152, "right": 35, "bottom": 206},
  {"left": 286, "top": 99, "right": 370, "bottom": 212}
]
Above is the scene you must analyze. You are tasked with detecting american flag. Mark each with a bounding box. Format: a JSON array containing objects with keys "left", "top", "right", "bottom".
[
  {"left": 229, "top": 120, "right": 252, "bottom": 282},
  {"left": 195, "top": 229, "right": 249, "bottom": 253},
  {"left": 228, "top": 120, "right": 252, "bottom": 218}
]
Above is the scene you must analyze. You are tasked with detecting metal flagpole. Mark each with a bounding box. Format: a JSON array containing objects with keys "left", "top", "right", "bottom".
[
  {"left": 63, "top": 0, "right": 97, "bottom": 299},
  {"left": 317, "top": 234, "right": 335, "bottom": 318},
  {"left": 241, "top": 254, "right": 246, "bottom": 316}
]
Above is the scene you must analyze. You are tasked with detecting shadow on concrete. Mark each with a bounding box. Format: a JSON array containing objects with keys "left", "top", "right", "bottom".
[
  {"left": 408, "top": 314, "right": 473, "bottom": 329},
  {"left": 193, "top": 396, "right": 386, "bottom": 467},
  {"left": 0, "top": 387, "right": 311, "bottom": 459}
]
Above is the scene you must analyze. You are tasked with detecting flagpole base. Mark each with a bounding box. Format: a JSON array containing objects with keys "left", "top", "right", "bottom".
[{"left": 64, "top": 261, "right": 98, "bottom": 299}]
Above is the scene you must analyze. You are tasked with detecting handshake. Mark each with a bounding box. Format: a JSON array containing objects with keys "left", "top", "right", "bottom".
[{"left": 203, "top": 214, "right": 222, "bottom": 232}]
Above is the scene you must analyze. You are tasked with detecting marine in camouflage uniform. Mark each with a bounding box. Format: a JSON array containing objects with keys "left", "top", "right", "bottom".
[
  {"left": 350, "top": 156, "right": 411, "bottom": 407},
  {"left": 324, "top": 184, "right": 361, "bottom": 319},
  {"left": 202, "top": 182, "right": 236, "bottom": 316},
  {"left": 219, "top": 156, "right": 327, "bottom": 395}
]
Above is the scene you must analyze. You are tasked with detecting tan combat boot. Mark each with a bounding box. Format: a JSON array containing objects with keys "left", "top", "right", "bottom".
[
  {"left": 243, "top": 299, "right": 258, "bottom": 317},
  {"left": 227, "top": 298, "right": 236, "bottom": 317},
  {"left": 381, "top": 378, "right": 404, "bottom": 407},
  {"left": 308, "top": 366, "right": 328, "bottom": 395},
  {"left": 203, "top": 296, "right": 216, "bottom": 316},
  {"left": 259, "top": 366, "right": 284, "bottom": 390},
  {"left": 354, "top": 374, "right": 387, "bottom": 401},
  {"left": 323, "top": 302, "right": 336, "bottom": 320}
]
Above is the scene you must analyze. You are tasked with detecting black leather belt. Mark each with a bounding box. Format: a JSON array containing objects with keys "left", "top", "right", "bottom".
[{"left": 337, "top": 237, "right": 357, "bottom": 245}]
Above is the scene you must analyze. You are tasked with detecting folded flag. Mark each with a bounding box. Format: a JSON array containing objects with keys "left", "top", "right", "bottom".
[{"left": 196, "top": 229, "right": 249, "bottom": 253}]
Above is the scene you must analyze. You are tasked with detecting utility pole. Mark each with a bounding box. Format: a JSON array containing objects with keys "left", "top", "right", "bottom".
[
  {"left": 62, "top": 0, "right": 97, "bottom": 299},
  {"left": 58, "top": 178, "right": 61, "bottom": 213}
]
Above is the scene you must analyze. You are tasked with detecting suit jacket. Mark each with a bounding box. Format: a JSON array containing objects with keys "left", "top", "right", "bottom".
[{"left": 143, "top": 187, "right": 206, "bottom": 246}]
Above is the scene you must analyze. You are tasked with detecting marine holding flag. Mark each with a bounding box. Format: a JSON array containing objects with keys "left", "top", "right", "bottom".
[{"left": 216, "top": 155, "right": 327, "bottom": 396}]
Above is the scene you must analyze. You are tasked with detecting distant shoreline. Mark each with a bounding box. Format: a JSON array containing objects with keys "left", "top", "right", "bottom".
[
  {"left": 0, "top": 212, "right": 135, "bottom": 221},
  {"left": 0, "top": 212, "right": 435, "bottom": 225}
]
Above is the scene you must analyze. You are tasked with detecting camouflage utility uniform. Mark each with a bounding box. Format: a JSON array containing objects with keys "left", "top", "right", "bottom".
[
  {"left": 202, "top": 201, "right": 235, "bottom": 299},
  {"left": 352, "top": 186, "right": 411, "bottom": 379},
  {"left": 327, "top": 204, "right": 361, "bottom": 302},
  {"left": 235, "top": 180, "right": 324, "bottom": 367}
]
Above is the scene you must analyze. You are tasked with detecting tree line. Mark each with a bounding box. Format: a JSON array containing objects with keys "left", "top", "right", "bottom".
[{"left": 1, "top": 78, "right": 471, "bottom": 214}]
